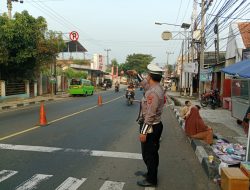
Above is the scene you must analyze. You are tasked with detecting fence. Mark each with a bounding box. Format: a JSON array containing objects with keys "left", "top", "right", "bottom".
[{"left": 5, "top": 81, "right": 25, "bottom": 96}]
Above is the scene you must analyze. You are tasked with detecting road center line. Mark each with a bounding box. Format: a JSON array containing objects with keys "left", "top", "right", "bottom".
[
  {"left": 0, "top": 143, "right": 142, "bottom": 160},
  {"left": 0, "top": 126, "right": 40, "bottom": 141},
  {"left": 0, "top": 95, "right": 124, "bottom": 141}
]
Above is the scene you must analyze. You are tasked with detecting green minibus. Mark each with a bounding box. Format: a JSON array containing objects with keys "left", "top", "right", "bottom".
[{"left": 68, "top": 78, "right": 94, "bottom": 96}]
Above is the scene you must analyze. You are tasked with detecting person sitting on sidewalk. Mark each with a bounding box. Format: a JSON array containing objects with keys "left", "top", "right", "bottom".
[
  {"left": 180, "top": 100, "right": 192, "bottom": 119},
  {"left": 184, "top": 105, "right": 213, "bottom": 145}
]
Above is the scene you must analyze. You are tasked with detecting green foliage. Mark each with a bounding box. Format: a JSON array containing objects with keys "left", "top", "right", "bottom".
[
  {"left": 64, "top": 68, "right": 87, "bottom": 79},
  {"left": 122, "top": 53, "right": 155, "bottom": 74},
  {"left": 73, "top": 59, "right": 91, "bottom": 65},
  {"left": 164, "top": 64, "right": 174, "bottom": 74},
  {"left": 0, "top": 11, "right": 65, "bottom": 80},
  {"left": 106, "top": 59, "right": 119, "bottom": 73}
]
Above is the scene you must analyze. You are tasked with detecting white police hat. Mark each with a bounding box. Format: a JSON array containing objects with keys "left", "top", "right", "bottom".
[{"left": 147, "top": 63, "right": 164, "bottom": 75}]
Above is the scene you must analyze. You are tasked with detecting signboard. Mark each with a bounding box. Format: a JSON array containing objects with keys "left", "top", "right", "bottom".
[
  {"left": 98, "top": 54, "right": 103, "bottom": 70},
  {"left": 242, "top": 48, "right": 250, "bottom": 60},
  {"left": 69, "top": 31, "right": 79, "bottom": 41},
  {"left": 183, "top": 62, "right": 198, "bottom": 73},
  {"left": 200, "top": 68, "right": 212, "bottom": 82},
  {"left": 161, "top": 31, "right": 172, "bottom": 40}
]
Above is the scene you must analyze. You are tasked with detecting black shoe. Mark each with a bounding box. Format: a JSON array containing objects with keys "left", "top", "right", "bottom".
[
  {"left": 134, "top": 171, "right": 147, "bottom": 178},
  {"left": 137, "top": 179, "right": 157, "bottom": 187}
]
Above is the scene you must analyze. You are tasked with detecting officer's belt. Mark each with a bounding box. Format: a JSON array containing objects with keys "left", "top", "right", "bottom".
[{"left": 152, "top": 121, "right": 160, "bottom": 125}]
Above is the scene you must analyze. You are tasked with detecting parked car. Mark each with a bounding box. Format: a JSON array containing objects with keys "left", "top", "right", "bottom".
[{"left": 102, "top": 79, "right": 112, "bottom": 88}]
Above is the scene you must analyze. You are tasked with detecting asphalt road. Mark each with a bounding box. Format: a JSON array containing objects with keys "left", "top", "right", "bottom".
[{"left": 0, "top": 89, "right": 219, "bottom": 190}]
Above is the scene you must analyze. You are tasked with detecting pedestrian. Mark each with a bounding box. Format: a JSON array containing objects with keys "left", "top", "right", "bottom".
[
  {"left": 180, "top": 100, "right": 192, "bottom": 119},
  {"left": 185, "top": 105, "right": 213, "bottom": 145},
  {"left": 133, "top": 63, "right": 165, "bottom": 187}
]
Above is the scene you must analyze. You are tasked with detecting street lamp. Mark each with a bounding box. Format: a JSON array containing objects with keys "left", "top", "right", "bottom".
[{"left": 155, "top": 22, "right": 190, "bottom": 95}]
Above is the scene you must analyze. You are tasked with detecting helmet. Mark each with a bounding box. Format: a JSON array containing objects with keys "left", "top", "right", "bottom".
[{"left": 147, "top": 63, "right": 163, "bottom": 75}]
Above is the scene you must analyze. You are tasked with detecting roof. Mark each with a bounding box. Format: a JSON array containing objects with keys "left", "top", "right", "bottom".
[
  {"left": 221, "top": 59, "right": 250, "bottom": 78},
  {"left": 62, "top": 41, "right": 87, "bottom": 52},
  {"left": 238, "top": 22, "right": 250, "bottom": 48}
]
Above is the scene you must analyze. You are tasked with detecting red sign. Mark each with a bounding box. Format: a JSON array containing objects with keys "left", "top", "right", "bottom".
[{"left": 69, "top": 31, "right": 79, "bottom": 41}]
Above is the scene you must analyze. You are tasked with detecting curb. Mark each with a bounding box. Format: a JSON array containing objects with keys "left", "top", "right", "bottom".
[
  {"left": 167, "top": 95, "right": 218, "bottom": 180},
  {"left": 0, "top": 90, "right": 107, "bottom": 112},
  {"left": 0, "top": 98, "right": 55, "bottom": 111}
]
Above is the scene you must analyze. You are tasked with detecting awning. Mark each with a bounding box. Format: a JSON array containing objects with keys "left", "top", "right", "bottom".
[{"left": 221, "top": 59, "right": 250, "bottom": 78}]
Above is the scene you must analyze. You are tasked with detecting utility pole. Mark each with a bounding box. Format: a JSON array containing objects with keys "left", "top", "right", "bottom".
[
  {"left": 190, "top": 0, "right": 197, "bottom": 97},
  {"left": 166, "top": 51, "right": 174, "bottom": 65},
  {"left": 180, "top": 41, "right": 184, "bottom": 95},
  {"left": 199, "top": 0, "right": 205, "bottom": 98},
  {"left": 7, "top": 0, "right": 24, "bottom": 19},
  {"left": 215, "top": 16, "right": 220, "bottom": 65},
  {"left": 104, "top": 49, "right": 111, "bottom": 66},
  {"left": 166, "top": 51, "right": 174, "bottom": 78}
]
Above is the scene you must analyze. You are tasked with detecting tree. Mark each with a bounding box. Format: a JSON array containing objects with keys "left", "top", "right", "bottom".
[
  {"left": 0, "top": 11, "right": 65, "bottom": 81},
  {"left": 164, "top": 64, "right": 174, "bottom": 75},
  {"left": 106, "top": 58, "right": 119, "bottom": 73},
  {"left": 63, "top": 68, "right": 87, "bottom": 79},
  {"left": 122, "top": 53, "right": 155, "bottom": 74}
]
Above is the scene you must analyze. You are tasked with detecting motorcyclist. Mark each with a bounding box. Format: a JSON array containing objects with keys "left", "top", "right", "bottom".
[
  {"left": 115, "top": 81, "right": 120, "bottom": 92},
  {"left": 103, "top": 81, "right": 107, "bottom": 90},
  {"left": 126, "top": 82, "right": 135, "bottom": 98}
]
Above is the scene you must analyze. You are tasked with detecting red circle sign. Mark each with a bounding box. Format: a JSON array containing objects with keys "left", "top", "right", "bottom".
[{"left": 69, "top": 31, "right": 79, "bottom": 41}]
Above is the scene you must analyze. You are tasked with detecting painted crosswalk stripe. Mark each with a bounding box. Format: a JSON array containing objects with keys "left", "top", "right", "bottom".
[
  {"left": 0, "top": 144, "right": 62, "bottom": 153},
  {"left": 0, "top": 143, "right": 142, "bottom": 160},
  {"left": 90, "top": 150, "right": 142, "bottom": 160},
  {"left": 55, "top": 177, "right": 86, "bottom": 190},
  {"left": 0, "top": 170, "right": 18, "bottom": 183},
  {"left": 15, "top": 174, "right": 53, "bottom": 190},
  {"left": 99, "top": 181, "right": 125, "bottom": 190},
  {"left": 145, "top": 187, "right": 156, "bottom": 190}
]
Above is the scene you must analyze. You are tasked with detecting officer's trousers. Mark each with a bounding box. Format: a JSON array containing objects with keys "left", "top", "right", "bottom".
[{"left": 141, "top": 122, "right": 163, "bottom": 184}]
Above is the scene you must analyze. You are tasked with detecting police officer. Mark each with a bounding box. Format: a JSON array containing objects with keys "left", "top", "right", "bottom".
[{"left": 134, "top": 63, "right": 165, "bottom": 187}]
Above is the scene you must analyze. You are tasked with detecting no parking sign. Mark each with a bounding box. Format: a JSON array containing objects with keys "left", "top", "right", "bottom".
[{"left": 69, "top": 31, "right": 79, "bottom": 41}]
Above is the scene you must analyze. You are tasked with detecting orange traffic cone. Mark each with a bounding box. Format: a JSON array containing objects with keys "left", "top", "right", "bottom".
[
  {"left": 39, "top": 102, "right": 48, "bottom": 126},
  {"left": 98, "top": 95, "right": 102, "bottom": 106}
]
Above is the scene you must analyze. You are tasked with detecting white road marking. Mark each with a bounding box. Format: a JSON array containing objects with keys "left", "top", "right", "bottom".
[
  {"left": 90, "top": 150, "right": 142, "bottom": 160},
  {"left": 0, "top": 144, "right": 62, "bottom": 153},
  {"left": 0, "top": 143, "right": 142, "bottom": 160},
  {"left": 55, "top": 177, "right": 86, "bottom": 190},
  {"left": 0, "top": 170, "right": 18, "bottom": 182},
  {"left": 15, "top": 174, "right": 53, "bottom": 190},
  {"left": 99, "top": 180, "right": 125, "bottom": 190},
  {"left": 145, "top": 187, "right": 156, "bottom": 190}
]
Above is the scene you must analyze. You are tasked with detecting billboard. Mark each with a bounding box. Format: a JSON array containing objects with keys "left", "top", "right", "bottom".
[
  {"left": 200, "top": 68, "right": 212, "bottom": 82},
  {"left": 183, "top": 62, "right": 198, "bottom": 73},
  {"left": 98, "top": 55, "right": 104, "bottom": 70}
]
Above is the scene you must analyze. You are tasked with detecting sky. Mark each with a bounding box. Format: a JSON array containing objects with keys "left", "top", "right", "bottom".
[{"left": 0, "top": 0, "right": 249, "bottom": 67}]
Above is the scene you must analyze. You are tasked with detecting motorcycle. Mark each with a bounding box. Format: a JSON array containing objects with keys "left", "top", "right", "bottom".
[
  {"left": 126, "top": 89, "right": 134, "bottom": 105},
  {"left": 115, "top": 85, "right": 119, "bottom": 92},
  {"left": 200, "top": 89, "right": 221, "bottom": 109},
  {"left": 103, "top": 83, "right": 107, "bottom": 91}
]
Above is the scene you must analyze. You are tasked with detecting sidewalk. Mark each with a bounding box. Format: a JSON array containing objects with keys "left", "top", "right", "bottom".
[
  {"left": 0, "top": 92, "right": 70, "bottom": 112},
  {"left": 166, "top": 91, "right": 248, "bottom": 182}
]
